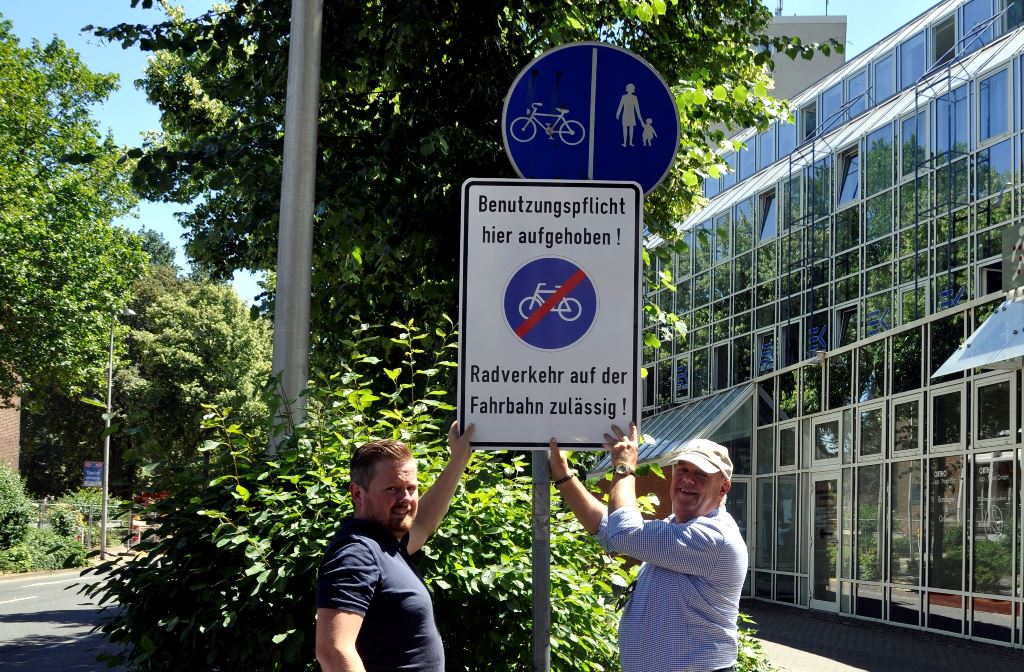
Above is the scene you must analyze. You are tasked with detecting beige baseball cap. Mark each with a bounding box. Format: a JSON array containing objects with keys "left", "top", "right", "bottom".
[{"left": 669, "top": 438, "right": 733, "bottom": 479}]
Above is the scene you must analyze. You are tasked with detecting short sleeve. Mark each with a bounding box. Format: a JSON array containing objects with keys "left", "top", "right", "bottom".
[{"left": 316, "top": 541, "right": 380, "bottom": 613}]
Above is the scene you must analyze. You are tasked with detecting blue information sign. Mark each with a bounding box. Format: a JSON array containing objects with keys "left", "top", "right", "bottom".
[
  {"left": 503, "top": 256, "right": 598, "bottom": 350},
  {"left": 83, "top": 460, "right": 102, "bottom": 488},
  {"left": 503, "top": 42, "right": 679, "bottom": 194}
]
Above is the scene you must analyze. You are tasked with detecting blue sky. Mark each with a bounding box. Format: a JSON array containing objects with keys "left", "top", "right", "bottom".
[{"left": 2, "top": 0, "right": 940, "bottom": 306}]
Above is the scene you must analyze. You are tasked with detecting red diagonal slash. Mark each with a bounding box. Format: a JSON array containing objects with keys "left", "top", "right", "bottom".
[{"left": 515, "top": 268, "right": 588, "bottom": 338}]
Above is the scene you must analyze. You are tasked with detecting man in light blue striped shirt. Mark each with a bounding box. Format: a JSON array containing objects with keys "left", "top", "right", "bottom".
[{"left": 550, "top": 426, "right": 747, "bottom": 672}]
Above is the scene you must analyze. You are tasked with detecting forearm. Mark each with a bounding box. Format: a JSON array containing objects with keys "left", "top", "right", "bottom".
[
  {"left": 409, "top": 454, "right": 471, "bottom": 552},
  {"left": 608, "top": 473, "right": 637, "bottom": 514},
  {"left": 554, "top": 476, "right": 606, "bottom": 534},
  {"left": 316, "top": 646, "right": 365, "bottom": 672}
]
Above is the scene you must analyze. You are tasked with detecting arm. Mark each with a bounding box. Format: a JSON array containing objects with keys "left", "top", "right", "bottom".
[
  {"left": 548, "top": 439, "right": 606, "bottom": 534},
  {"left": 606, "top": 424, "right": 639, "bottom": 515},
  {"left": 316, "top": 609, "right": 366, "bottom": 672},
  {"left": 600, "top": 510, "right": 727, "bottom": 575},
  {"left": 408, "top": 421, "right": 474, "bottom": 553}
]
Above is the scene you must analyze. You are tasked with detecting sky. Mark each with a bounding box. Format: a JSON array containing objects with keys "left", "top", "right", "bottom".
[{"left": 2, "top": 0, "right": 942, "bottom": 306}]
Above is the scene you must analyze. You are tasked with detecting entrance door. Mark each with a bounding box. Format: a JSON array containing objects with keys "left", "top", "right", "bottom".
[{"left": 809, "top": 471, "right": 840, "bottom": 612}]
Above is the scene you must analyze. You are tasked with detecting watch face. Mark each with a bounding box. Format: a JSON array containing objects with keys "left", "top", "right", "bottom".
[{"left": 615, "top": 464, "right": 633, "bottom": 475}]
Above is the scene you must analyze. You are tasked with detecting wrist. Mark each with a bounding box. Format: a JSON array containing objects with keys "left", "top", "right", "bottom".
[{"left": 552, "top": 471, "right": 575, "bottom": 486}]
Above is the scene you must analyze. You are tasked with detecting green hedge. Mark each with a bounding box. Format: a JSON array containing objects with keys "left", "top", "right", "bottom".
[
  {"left": 0, "top": 463, "right": 31, "bottom": 550},
  {"left": 0, "top": 527, "right": 88, "bottom": 572}
]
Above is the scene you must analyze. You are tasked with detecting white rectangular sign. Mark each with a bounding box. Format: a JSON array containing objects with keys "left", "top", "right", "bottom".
[{"left": 458, "top": 179, "right": 642, "bottom": 449}]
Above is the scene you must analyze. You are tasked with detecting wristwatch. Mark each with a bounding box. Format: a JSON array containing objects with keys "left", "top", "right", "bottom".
[{"left": 613, "top": 463, "right": 636, "bottom": 477}]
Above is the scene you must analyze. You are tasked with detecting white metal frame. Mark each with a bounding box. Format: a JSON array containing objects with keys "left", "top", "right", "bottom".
[
  {"left": 929, "top": 381, "right": 969, "bottom": 452},
  {"left": 891, "top": 391, "right": 926, "bottom": 455},
  {"left": 858, "top": 400, "right": 887, "bottom": 461},
  {"left": 971, "top": 370, "right": 1016, "bottom": 447}
]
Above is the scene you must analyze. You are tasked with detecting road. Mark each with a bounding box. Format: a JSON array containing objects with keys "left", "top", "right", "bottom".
[{"left": 0, "top": 569, "right": 123, "bottom": 670}]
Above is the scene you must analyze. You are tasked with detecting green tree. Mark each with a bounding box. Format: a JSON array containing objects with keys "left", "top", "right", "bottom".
[
  {"left": 120, "top": 275, "right": 272, "bottom": 478},
  {"left": 0, "top": 15, "right": 147, "bottom": 400},
  {"left": 92, "top": 0, "right": 838, "bottom": 370}
]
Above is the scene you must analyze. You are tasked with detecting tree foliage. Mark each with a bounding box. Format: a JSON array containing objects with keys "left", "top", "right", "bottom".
[
  {"left": 0, "top": 15, "right": 148, "bottom": 400},
  {"left": 92, "top": 0, "right": 840, "bottom": 369}
]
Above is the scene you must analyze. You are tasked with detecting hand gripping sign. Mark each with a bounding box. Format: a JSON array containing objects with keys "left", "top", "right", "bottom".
[{"left": 458, "top": 179, "right": 642, "bottom": 449}]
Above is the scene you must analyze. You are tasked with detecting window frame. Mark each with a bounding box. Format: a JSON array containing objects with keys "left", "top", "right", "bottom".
[
  {"left": 777, "top": 421, "right": 799, "bottom": 472},
  {"left": 857, "top": 399, "right": 887, "bottom": 462},
  {"left": 846, "top": 68, "right": 869, "bottom": 119},
  {"left": 929, "top": 381, "right": 968, "bottom": 453},
  {"left": 872, "top": 51, "right": 897, "bottom": 103},
  {"left": 809, "top": 411, "right": 844, "bottom": 467},
  {"left": 891, "top": 391, "right": 925, "bottom": 456},
  {"left": 975, "top": 65, "right": 1012, "bottom": 146}
]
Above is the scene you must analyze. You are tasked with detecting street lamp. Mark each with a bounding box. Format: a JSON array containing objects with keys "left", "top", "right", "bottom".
[{"left": 100, "top": 307, "right": 136, "bottom": 561}]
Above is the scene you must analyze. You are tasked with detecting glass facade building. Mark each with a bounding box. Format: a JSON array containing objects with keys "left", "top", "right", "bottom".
[{"left": 638, "top": 0, "right": 1024, "bottom": 647}]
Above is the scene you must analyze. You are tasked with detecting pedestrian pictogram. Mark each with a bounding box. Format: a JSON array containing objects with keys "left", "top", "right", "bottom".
[{"left": 504, "top": 257, "right": 597, "bottom": 350}]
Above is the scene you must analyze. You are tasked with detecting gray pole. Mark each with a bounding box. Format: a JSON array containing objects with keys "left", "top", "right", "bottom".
[
  {"left": 100, "top": 314, "right": 115, "bottom": 561},
  {"left": 270, "top": 0, "right": 323, "bottom": 448},
  {"left": 531, "top": 452, "right": 551, "bottom": 671}
]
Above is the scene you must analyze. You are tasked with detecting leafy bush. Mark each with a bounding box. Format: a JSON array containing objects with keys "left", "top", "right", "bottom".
[
  {"left": 82, "top": 318, "right": 771, "bottom": 672},
  {"left": 0, "top": 527, "right": 88, "bottom": 572},
  {"left": 0, "top": 463, "right": 32, "bottom": 550},
  {"left": 48, "top": 504, "right": 83, "bottom": 538}
]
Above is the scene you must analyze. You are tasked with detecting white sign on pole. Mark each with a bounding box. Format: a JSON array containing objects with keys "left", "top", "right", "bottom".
[{"left": 458, "top": 179, "right": 642, "bottom": 449}]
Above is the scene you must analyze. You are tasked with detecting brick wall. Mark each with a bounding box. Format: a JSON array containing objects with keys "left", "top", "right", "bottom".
[{"left": 0, "top": 396, "right": 21, "bottom": 472}]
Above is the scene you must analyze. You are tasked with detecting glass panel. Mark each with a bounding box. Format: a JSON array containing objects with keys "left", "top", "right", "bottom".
[
  {"left": 675, "top": 358, "right": 689, "bottom": 399},
  {"left": 714, "top": 214, "right": 731, "bottom": 263},
  {"left": 865, "top": 191, "right": 892, "bottom": 240},
  {"left": 855, "top": 583, "right": 883, "bottom": 618},
  {"left": 725, "top": 480, "right": 749, "bottom": 542},
  {"left": 759, "top": 193, "right": 777, "bottom": 242},
  {"left": 929, "top": 313, "right": 965, "bottom": 381},
  {"left": 828, "top": 350, "right": 853, "bottom": 409},
  {"left": 803, "top": 362, "right": 822, "bottom": 415},
  {"left": 813, "top": 477, "right": 839, "bottom": 602},
  {"left": 890, "top": 587, "right": 920, "bottom": 625},
  {"left": 820, "top": 82, "right": 843, "bottom": 134},
  {"left": 776, "top": 574, "right": 796, "bottom": 604},
  {"left": 757, "top": 331, "right": 775, "bottom": 376},
  {"left": 972, "top": 598, "right": 1013, "bottom": 642},
  {"left": 778, "top": 120, "right": 797, "bottom": 157},
  {"left": 928, "top": 455, "right": 965, "bottom": 590},
  {"left": 935, "top": 84, "right": 969, "bottom": 160},
  {"left": 838, "top": 153, "right": 860, "bottom": 205},
  {"left": 901, "top": 111, "right": 926, "bottom": 176},
  {"left": 758, "top": 127, "right": 776, "bottom": 170},
  {"left": 898, "top": 31, "right": 926, "bottom": 90},
  {"left": 873, "top": 53, "right": 895, "bottom": 102},
  {"left": 814, "top": 419, "right": 840, "bottom": 460},
  {"left": 856, "top": 464, "right": 883, "bottom": 581},
  {"left": 756, "top": 478, "right": 775, "bottom": 568},
  {"left": 927, "top": 593, "right": 962, "bottom": 633},
  {"left": 777, "top": 474, "right": 797, "bottom": 572},
  {"left": 868, "top": 126, "right": 892, "bottom": 195},
  {"left": 779, "top": 426, "right": 797, "bottom": 467},
  {"left": 735, "top": 198, "right": 754, "bottom": 254},
  {"left": 978, "top": 70, "right": 1008, "bottom": 141},
  {"left": 891, "top": 328, "right": 921, "bottom": 393},
  {"left": 756, "top": 427, "right": 774, "bottom": 475},
  {"left": 893, "top": 399, "right": 920, "bottom": 452},
  {"left": 932, "top": 390, "right": 961, "bottom": 447},
  {"left": 890, "top": 459, "right": 922, "bottom": 585},
  {"left": 732, "top": 336, "right": 751, "bottom": 386},
  {"left": 977, "top": 380, "right": 1010, "bottom": 441},
  {"left": 962, "top": 0, "right": 995, "bottom": 55},
  {"left": 755, "top": 571, "right": 772, "bottom": 598},
  {"left": 857, "top": 341, "right": 885, "bottom": 402},
  {"left": 778, "top": 370, "right": 797, "bottom": 421},
  {"left": 842, "top": 468, "right": 853, "bottom": 579},
  {"left": 860, "top": 407, "right": 883, "bottom": 457},
  {"left": 847, "top": 69, "right": 867, "bottom": 118},
  {"left": 972, "top": 451, "right": 1015, "bottom": 596}
]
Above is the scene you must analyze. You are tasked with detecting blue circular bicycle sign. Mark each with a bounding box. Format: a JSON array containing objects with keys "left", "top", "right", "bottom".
[
  {"left": 502, "top": 42, "right": 679, "bottom": 194},
  {"left": 503, "top": 257, "right": 598, "bottom": 350}
]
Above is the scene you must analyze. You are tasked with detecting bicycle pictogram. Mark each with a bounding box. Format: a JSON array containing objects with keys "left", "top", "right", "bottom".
[
  {"left": 518, "top": 283, "right": 583, "bottom": 321},
  {"left": 508, "top": 103, "right": 586, "bottom": 146}
]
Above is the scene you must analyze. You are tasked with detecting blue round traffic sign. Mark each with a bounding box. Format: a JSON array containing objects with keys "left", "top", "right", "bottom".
[
  {"left": 503, "top": 257, "right": 598, "bottom": 350},
  {"left": 502, "top": 42, "right": 679, "bottom": 194}
]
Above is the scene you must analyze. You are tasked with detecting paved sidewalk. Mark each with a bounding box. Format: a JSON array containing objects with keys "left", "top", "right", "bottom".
[{"left": 742, "top": 600, "right": 1023, "bottom": 672}]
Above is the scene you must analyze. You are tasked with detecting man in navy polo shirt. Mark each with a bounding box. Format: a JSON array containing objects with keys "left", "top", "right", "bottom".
[{"left": 316, "top": 422, "right": 474, "bottom": 672}]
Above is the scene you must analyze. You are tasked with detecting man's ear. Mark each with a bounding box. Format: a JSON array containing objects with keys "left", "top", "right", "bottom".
[
  {"left": 720, "top": 479, "right": 733, "bottom": 498},
  {"left": 349, "top": 482, "right": 363, "bottom": 511}
]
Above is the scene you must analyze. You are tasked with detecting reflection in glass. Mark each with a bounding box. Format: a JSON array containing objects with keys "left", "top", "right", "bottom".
[
  {"left": 978, "top": 70, "right": 1008, "bottom": 141},
  {"left": 756, "top": 478, "right": 774, "bottom": 569},
  {"left": 776, "top": 574, "right": 795, "bottom": 604},
  {"left": 893, "top": 400, "right": 919, "bottom": 452},
  {"left": 932, "top": 391, "right": 961, "bottom": 447},
  {"left": 865, "top": 127, "right": 893, "bottom": 197},
  {"left": 777, "top": 475, "right": 797, "bottom": 572},
  {"left": 972, "top": 598, "right": 1013, "bottom": 643},
  {"left": 778, "top": 370, "right": 797, "bottom": 421},
  {"left": 929, "top": 313, "right": 964, "bottom": 380},
  {"left": 860, "top": 408, "right": 883, "bottom": 457},
  {"left": 891, "top": 328, "right": 921, "bottom": 393},
  {"left": 756, "top": 428, "right": 774, "bottom": 475},
  {"left": 814, "top": 420, "right": 840, "bottom": 460},
  {"left": 841, "top": 469, "right": 853, "bottom": 579},
  {"left": 725, "top": 480, "right": 749, "bottom": 542},
  {"left": 813, "top": 478, "right": 839, "bottom": 603},
  {"left": 890, "top": 460, "right": 922, "bottom": 585},
  {"left": 972, "top": 452, "right": 1014, "bottom": 596},
  {"left": 928, "top": 592, "right": 962, "bottom": 634},
  {"left": 755, "top": 571, "right": 772, "bottom": 598},
  {"left": 828, "top": 351, "right": 853, "bottom": 409},
  {"left": 779, "top": 426, "right": 797, "bottom": 467},
  {"left": 856, "top": 464, "right": 883, "bottom": 581},
  {"left": 857, "top": 341, "right": 885, "bottom": 401},
  {"left": 890, "top": 588, "right": 919, "bottom": 626},
  {"left": 976, "top": 381, "right": 1010, "bottom": 441},
  {"left": 803, "top": 363, "right": 822, "bottom": 415},
  {"left": 855, "top": 583, "right": 883, "bottom": 619},
  {"left": 927, "top": 456, "right": 964, "bottom": 590}
]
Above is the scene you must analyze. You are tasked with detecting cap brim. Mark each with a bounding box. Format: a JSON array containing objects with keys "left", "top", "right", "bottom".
[{"left": 673, "top": 453, "right": 720, "bottom": 474}]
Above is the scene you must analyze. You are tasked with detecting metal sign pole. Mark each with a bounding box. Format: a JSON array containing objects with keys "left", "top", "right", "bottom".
[{"left": 531, "top": 452, "right": 551, "bottom": 672}]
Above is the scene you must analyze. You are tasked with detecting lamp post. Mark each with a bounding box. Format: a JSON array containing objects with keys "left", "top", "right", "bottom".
[{"left": 100, "top": 307, "right": 136, "bottom": 561}]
